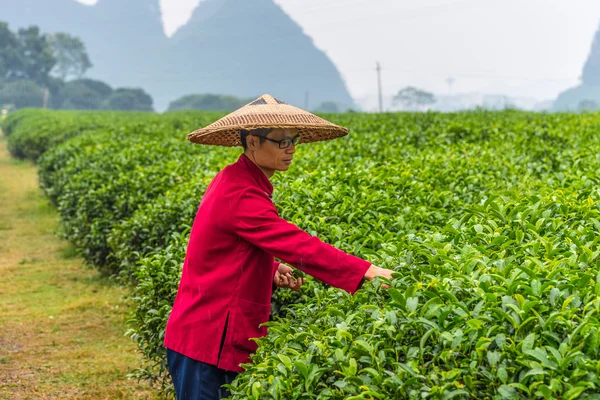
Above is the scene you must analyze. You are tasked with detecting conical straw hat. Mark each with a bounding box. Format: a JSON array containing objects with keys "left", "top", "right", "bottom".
[{"left": 186, "top": 94, "right": 348, "bottom": 147}]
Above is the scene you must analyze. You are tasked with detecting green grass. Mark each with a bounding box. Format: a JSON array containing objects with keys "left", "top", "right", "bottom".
[{"left": 0, "top": 132, "right": 162, "bottom": 399}]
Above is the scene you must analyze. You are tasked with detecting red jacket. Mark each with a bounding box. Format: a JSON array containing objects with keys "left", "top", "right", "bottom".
[{"left": 163, "top": 153, "right": 371, "bottom": 372}]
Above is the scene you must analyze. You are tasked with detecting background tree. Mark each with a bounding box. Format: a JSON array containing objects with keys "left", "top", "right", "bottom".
[
  {"left": 102, "top": 88, "right": 153, "bottom": 111},
  {"left": 57, "top": 78, "right": 113, "bottom": 110},
  {"left": 167, "top": 93, "right": 251, "bottom": 111},
  {"left": 313, "top": 101, "right": 340, "bottom": 113},
  {"left": 0, "top": 80, "right": 44, "bottom": 109},
  {"left": 15, "top": 26, "right": 56, "bottom": 87},
  {"left": 0, "top": 22, "right": 25, "bottom": 86},
  {"left": 73, "top": 78, "right": 112, "bottom": 98},
  {"left": 0, "top": 23, "right": 55, "bottom": 88},
  {"left": 48, "top": 32, "right": 92, "bottom": 80},
  {"left": 578, "top": 99, "right": 599, "bottom": 112},
  {"left": 392, "top": 86, "right": 436, "bottom": 111}
]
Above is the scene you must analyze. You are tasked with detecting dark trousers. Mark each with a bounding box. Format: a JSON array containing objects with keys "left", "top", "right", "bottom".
[{"left": 166, "top": 347, "right": 238, "bottom": 400}]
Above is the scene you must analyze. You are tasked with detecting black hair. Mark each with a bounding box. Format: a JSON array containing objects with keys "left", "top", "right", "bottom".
[{"left": 239, "top": 128, "right": 272, "bottom": 151}]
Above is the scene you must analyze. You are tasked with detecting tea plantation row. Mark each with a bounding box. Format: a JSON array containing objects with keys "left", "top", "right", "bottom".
[{"left": 4, "top": 109, "right": 600, "bottom": 399}]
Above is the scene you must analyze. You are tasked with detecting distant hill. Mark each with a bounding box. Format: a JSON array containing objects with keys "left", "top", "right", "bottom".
[
  {"left": 1, "top": 0, "right": 355, "bottom": 112},
  {"left": 554, "top": 23, "right": 600, "bottom": 110},
  {"left": 582, "top": 24, "right": 600, "bottom": 86}
]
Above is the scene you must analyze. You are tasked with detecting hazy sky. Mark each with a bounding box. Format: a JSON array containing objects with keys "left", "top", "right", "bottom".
[{"left": 77, "top": 0, "right": 600, "bottom": 102}]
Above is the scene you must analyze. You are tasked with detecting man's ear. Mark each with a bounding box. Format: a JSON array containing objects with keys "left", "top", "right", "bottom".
[
  {"left": 247, "top": 134, "right": 255, "bottom": 150},
  {"left": 248, "top": 135, "right": 261, "bottom": 150}
]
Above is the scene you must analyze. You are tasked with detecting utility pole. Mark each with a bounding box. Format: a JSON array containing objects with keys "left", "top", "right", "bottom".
[{"left": 376, "top": 62, "right": 383, "bottom": 113}]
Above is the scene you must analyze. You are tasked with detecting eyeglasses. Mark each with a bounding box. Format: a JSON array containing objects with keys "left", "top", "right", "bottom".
[{"left": 252, "top": 134, "right": 301, "bottom": 149}]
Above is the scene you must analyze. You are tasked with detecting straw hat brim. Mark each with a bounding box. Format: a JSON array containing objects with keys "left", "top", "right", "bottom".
[
  {"left": 187, "top": 123, "right": 348, "bottom": 147},
  {"left": 186, "top": 94, "right": 349, "bottom": 147}
]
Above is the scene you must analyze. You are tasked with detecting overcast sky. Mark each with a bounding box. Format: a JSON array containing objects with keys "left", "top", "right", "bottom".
[{"left": 77, "top": 0, "right": 600, "bottom": 102}]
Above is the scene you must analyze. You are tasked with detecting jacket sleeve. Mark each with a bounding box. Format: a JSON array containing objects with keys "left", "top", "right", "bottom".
[{"left": 233, "top": 186, "right": 371, "bottom": 295}]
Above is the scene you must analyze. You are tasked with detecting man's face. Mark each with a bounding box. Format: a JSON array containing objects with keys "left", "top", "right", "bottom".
[{"left": 247, "top": 128, "right": 299, "bottom": 174}]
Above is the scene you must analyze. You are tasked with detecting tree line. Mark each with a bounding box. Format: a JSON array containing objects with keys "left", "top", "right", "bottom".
[{"left": 0, "top": 22, "right": 153, "bottom": 112}]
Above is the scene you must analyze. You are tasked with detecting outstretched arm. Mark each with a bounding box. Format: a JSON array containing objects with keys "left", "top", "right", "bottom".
[{"left": 235, "top": 187, "right": 384, "bottom": 294}]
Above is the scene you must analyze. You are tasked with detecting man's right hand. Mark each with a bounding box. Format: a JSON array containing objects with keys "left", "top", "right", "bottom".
[{"left": 363, "top": 264, "right": 394, "bottom": 288}]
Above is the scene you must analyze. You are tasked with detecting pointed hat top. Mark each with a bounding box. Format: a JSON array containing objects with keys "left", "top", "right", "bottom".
[{"left": 186, "top": 94, "right": 348, "bottom": 147}]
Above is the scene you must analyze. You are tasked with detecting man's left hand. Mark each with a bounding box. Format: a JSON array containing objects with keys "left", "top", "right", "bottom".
[{"left": 274, "top": 263, "right": 305, "bottom": 291}]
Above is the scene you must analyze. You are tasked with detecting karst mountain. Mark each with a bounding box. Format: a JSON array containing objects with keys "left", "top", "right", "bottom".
[{"left": 2, "top": 0, "right": 356, "bottom": 111}]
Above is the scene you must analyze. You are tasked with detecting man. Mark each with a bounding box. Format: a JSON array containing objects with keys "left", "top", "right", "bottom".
[{"left": 164, "top": 94, "right": 394, "bottom": 399}]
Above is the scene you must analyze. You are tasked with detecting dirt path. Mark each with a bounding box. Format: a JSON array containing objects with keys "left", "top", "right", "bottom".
[{"left": 0, "top": 132, "right": 162, "bottom": 399}]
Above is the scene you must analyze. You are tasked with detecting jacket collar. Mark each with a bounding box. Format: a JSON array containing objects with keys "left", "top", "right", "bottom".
[{"left": 238, "top": 153, "right": 274, "bottom": 198}]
